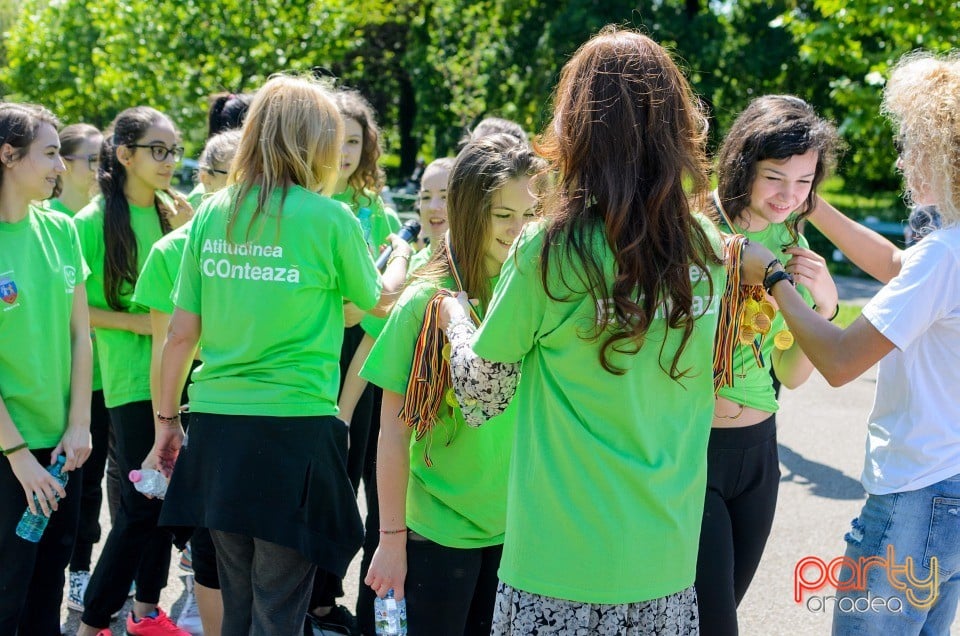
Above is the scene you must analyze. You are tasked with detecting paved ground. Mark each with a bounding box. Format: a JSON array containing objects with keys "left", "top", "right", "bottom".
[{"left": 61, "top": 275, "right": 959, "bottom": 635}]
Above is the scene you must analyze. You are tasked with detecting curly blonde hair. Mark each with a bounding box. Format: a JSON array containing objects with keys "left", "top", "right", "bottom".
[{"left": 883, "top": 52, "right": 960, "bottom": 225}]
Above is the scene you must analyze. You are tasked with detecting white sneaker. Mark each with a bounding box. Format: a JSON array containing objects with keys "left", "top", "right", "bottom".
[
  {"left": 67, "top": 570, "right": 89, "bottom": 612},
  {"left": 176, "top": 575, "right": 203, "bottom": 635}
]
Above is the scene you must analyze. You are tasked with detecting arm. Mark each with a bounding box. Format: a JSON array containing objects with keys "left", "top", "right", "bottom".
[
  {"left": 364, "top": 390, "right": 413, "bottom": 600},
  {"left": 54, "top": 284, "right": 93, "bottom": 472},
  {"left": 338, "top": 334, "right": 374, "bottom": 425},
  {"left": 89, "top": 306, "right": 152, "bottom": 335},
  {"left": 149, "top": 309, "right": 171, "bottom": 414},
  {"left": 441, "top": 294, "right": 520, "bottom": 426},
  {"left": 142, "top": 308, "right": 201, "bottom": 476},
  {"left": 809, "top": 195, "right": 903, "bottom": 283}
]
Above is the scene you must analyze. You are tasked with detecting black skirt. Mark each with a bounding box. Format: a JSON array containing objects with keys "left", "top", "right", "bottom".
[{"left": 159, "top": 412, "right": 363, "bottom": 579}]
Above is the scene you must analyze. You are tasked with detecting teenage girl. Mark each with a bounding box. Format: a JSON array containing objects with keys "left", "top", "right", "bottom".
[
  {"left": 74, "top": 107, "right": 191, "bottom": 636},
  {"left": 143, "top": 74, "right": 408, "bottom": 636},
  {"left": 41, "top": 123, "right": 120, "bottom": 615},
  {"left": 440, "top": 28, "right": 728, "bottom": 634},
  {"left": 363, "top": 133, "right": 544, "bottom": 634},
  {"left": 697, "top": 95, "right": 840, "bottom": 636},
  {"left": 131, "top": 129, "right": 241, "bottom": 636},
  {"left": 0, "top": 103, "right": 92, "bottom": 635},
  {"left": 410, "top": 157, "right": 454, "bottom": 257}
]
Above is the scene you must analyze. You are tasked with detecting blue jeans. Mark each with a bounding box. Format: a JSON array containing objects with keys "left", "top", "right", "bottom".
[{"left": 832, "top": 474, "right": 960, "bottom": 635}]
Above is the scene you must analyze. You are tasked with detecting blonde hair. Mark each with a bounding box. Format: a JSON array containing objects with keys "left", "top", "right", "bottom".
[
  {"left": 883, "top": 52, "right": 960, "bottom": 225},
  {"left": 228, "top": 75, "right": 342, "bottom": 239}
]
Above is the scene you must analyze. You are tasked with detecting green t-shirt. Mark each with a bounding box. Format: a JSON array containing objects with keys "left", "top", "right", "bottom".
[
  {"left": 1, "top": 207, "right": 89, "bottom": 448},
  {"left": 40, "top": 198, "right": 104, "bottom": 390},
  {"left": 174, "top": 185, "right": 382, "bottom": 417},
  {"left": 715, "top": 221, "right": 814, "bottom": 413},
  {"left": 132, "top": 223, "right": 191, "bottom": 314},
  {"left": 407, "top": 244, "right": 434, "bottom": 275},
  {"left": 74, "top": 196, "right": 167, "bottom": 408},
  {"left": 472, "top": 217, "right": 726, "bottom": 604},
  {"left": 360, "top": 274, "right": 513, "bottom": 548},
  {"left": 186, "top": 183, "right": 206, "bottom": 211},
  {"left": 333, "top": 187, "right": 401, "bottom": 338}
]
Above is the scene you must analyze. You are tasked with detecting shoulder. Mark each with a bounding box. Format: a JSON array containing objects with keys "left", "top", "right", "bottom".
[{"left": 73, "top": 197, "right": 105, "bottom": 227}]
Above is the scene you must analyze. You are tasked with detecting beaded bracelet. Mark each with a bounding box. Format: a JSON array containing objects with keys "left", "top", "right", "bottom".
[{"left": 155, "top": 411, "right": 181, "bottom": 423}]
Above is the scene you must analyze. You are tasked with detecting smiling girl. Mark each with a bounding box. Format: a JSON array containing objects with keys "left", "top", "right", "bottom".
[
  {"left": 0, "top": 103, "right": 92, "bottom": 636},
  {"left": 74, "top": 107, "right": 191, "bottom": 636},
  {"left": 696, "top": 95, "right": 841, "bottom": 635}
]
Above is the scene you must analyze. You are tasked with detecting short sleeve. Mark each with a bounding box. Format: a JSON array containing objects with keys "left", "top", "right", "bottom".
[
  {"left": 336, "top": 214, "right": 382, "bottom": 311},
  {"left": 473, "top": 224, "right": 549, "bottom": 363},
  {"left": 133, "top": 242, "right": 177, "bottom": 314},
  {"left": 360, "top": 284, "right": 434, "bottom": 395},
  {"left": 173, "top": 218, "right": 204, "bottom": 314},
  {"left": 67, "top": 220, "right": 91, "bottom": 283},
  {"left": 862, "top": 237, "right": 960, "bottom": 350}
]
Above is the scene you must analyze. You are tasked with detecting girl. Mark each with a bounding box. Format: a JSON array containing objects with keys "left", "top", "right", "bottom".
[
  {"left": 0, "top": 103, "right": 92, "bottom": 635},
  {"left": 185, "top": 95, "right": 252, "bottom": 209},
  {"left": 439, "top": 28, "right": 726, "bottom": 634},
  {"left": 188, "top": 129, "right": 243, "bottom": 210},
  {"left": 74, "top": 107, "right": 190, "bottom": 636},
  {"left": 144, "top": 74, "right": 408, "bottom": 636},
  {"left": 362, "top": 134, "right": 544, "bottom": 633},
  {"left": 131, "top": 128, "right": 242, "bottom": 636},
  {"left": 410, "top": 156, "right": 454, "bottom": 261},
  {"left": 49, "top": 123, "right": 102, "bottom": 215},
  {"left": 742, "top": 52, "right": 960, "bottom": 635},
  {"left": 697, "top": 95, "right": 840, "bottom": 635}
]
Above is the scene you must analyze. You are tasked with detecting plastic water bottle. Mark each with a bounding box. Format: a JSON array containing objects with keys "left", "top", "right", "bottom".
[
  {"left": 129, "top": 468, "right": 168, "bottom": 499},
  {"left": 373, "top": 589, "right": 407, "bottom": 636},
  {"left": 15, "top": 455, "right": 68, "bottom": 542}
]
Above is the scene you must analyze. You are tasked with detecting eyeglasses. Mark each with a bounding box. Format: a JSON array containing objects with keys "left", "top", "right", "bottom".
[
  {"left": 126, "top": 144, "right": 185, "bottom": 163},
  {"left": 201, "top": 165, "right": 229, "bottom": 176},
  {"left": 63, "top": 154, "right": 99, "bottom": 170}
]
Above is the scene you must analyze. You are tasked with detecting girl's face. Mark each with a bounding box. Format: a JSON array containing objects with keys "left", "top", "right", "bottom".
[
  {"left": 484, "top": 176, "right": 538, "bottom": 275},
  {"left": 122, "top": 122, "right": 180, "bottom": 192},
  {"left": 417, "top": 164, "right": 451, "bottom": 242},
  {"left": 2, "top": 123, "right": 65, "bottom": 202},
  {"left": 62, "top": 135, "right": 102, "bottom": 195},
  {"left": 744, "top": 148, "right": 818, "bottom": 231},
  {"left": 338, "top": 117, "right": 363, "bottom": 185}
]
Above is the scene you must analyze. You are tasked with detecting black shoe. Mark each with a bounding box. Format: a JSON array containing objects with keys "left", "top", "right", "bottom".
[{"left": 304, "top": 605, "right": 359, "bottom": 636}]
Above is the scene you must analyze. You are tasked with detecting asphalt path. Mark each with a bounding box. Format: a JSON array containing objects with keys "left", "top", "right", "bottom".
[{"left": 61, "top": 275, "right": 959, "bottom": 635}]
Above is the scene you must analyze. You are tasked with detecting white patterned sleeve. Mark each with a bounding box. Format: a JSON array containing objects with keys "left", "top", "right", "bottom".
[{"left": 446, "top": 315, "right": 520, "bottom": 427}]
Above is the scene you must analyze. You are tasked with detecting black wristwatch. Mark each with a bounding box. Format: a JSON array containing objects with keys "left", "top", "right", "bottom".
[{"left": 763, "top": 268, "right": 795, "bottom": 295}]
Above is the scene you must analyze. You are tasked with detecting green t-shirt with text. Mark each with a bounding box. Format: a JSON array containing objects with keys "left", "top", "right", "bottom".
[
  {"left": 361, "top": 274, "right": 513, "bottom": 548},
  {"left": 715, "top": 221, "right": 814, "bottom": 412},
  {"left": 472, "top": 217, "right": 726, "bottom": 604},
  {"left": 74, "top": 196, "right": 166, "bottom": 407},
  {"left": 175, "top": 185, "right": 381, "bottom": 417},
  {"left": 1, "top": 208, "right": 89, "bottom": 448},
  {"left": 132, "top": 223, "right": 191, "bottom": 315}
]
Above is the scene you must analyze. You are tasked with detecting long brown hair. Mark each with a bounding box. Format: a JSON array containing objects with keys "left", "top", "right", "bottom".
[
  {"left": 332, "top": 89, "right": 384, "bottom": 202},
  {"left": 537, "top": 27, "right": 718, "bottom": 378},
  {"left": 415, "top": 134, "right": 545, "bottom": 308},
  {"left": 716, "top": 95, "right": 840, "bottom": 244}
]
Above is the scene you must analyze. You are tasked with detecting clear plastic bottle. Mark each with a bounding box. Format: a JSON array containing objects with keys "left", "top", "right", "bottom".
[
  {"left": 128, "top": 468, "right": 168, "bottom": 499},
  {"left": 15, "top": 455, "right": 68, "bottom": 543},
  {"left": 373, "top": 589, "right": 407, "bottom": 636}
]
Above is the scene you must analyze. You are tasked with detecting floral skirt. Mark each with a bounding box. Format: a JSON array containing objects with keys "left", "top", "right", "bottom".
[{"left": 491, "top": 582, "right": 699, "bottom": 635}]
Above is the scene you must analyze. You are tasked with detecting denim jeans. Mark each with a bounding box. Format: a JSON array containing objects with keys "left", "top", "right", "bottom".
[{"left": 831, "top": 473, "right": 960, "bottom": 635}]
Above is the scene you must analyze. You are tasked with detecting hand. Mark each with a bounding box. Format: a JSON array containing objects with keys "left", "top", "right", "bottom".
[
  {"left": 343, "top": 302, "right": 365, "bottom": 328},
  {"left": 735, "top": 237, "right": 777, "bottom": 287},
  {"left": 165, "top": 189, "right": 195, "bottom": 227},
  {"left": 364, "top": 540, "right": 408, "bottom": 600},
  {"left": 144, "top": 423, "right": 184, "bottom": 478},
  {"left": 438, "top": 292, "right": 475, "bottom": 331},
  {"left": 385, "top": 232, "right": 414, "bottom": 260},
  {"left": 53, "top": 423, "right": 92, "bottom": 472},
  {"left": 7, "top": 450, "right": 66, "bottom": 516},
  {"left": 783, "top": 246, "right": 839, "bottom": 317}
]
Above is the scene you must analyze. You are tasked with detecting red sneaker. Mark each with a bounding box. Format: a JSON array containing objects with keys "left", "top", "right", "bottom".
[{"left": 125, "top": 608, "right": 190, "bottom": 635}]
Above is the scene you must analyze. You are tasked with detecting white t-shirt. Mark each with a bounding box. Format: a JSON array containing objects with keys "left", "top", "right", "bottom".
[{"left": 860, "top": 224, "right": 960, "bottom": 495}]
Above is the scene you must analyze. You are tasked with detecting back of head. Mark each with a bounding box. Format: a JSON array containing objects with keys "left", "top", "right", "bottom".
[
  {"left": 200, "top": 129, "right": 243, "bottom": 175},
  {"left": 0, "top": 103, "right": 60, "bottom": 191},
  {"left": 883, "top": 52, "right": 960, "bottom": 224},
  {"left": 207, "top": 92, "right": 253, "bottom": 138},
  {"left": 228, "top": 75, "right": 343, "bottom": 238},
  {"left": 538, "top": 26, "right": 714, "bottom": 377},
  {"left": 717, "top": 95, "right": 839, "bottom": 229},
  {"left": 461, "top": 117, "right": 529, "bottom": 149},
  {"left": 331, "top": 88, "right": 384, "bottom": 194}
]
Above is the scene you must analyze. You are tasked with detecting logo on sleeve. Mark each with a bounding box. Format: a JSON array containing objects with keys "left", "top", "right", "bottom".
[
  {"left": 63, "top": 266, "right": 77, "bottom": 292},
  {"left": 0, "top": 273, "right": 18, "bottom": 305}
]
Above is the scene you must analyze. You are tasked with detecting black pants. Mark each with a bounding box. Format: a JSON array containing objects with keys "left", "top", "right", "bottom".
[
  {"left": 311, "top": 325, "right": 376, "bottom": 611},
  {"left": 0, "top": 448, "right": 82, "bottom": 636},
  {"left": 356, "top": 387, "right": 383, "bottom": 635},
  {"left": 405, "top": 535, "right": 503, "bottom": 636},
  {"left": 695, "top": 416, "right": 780, "bottom": 636},
  {"left": 81, "top": 400, "right": 175, "bottom": 628},
  {"left": 69, "top": 388, "right": 120, "bottom": 572}
]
